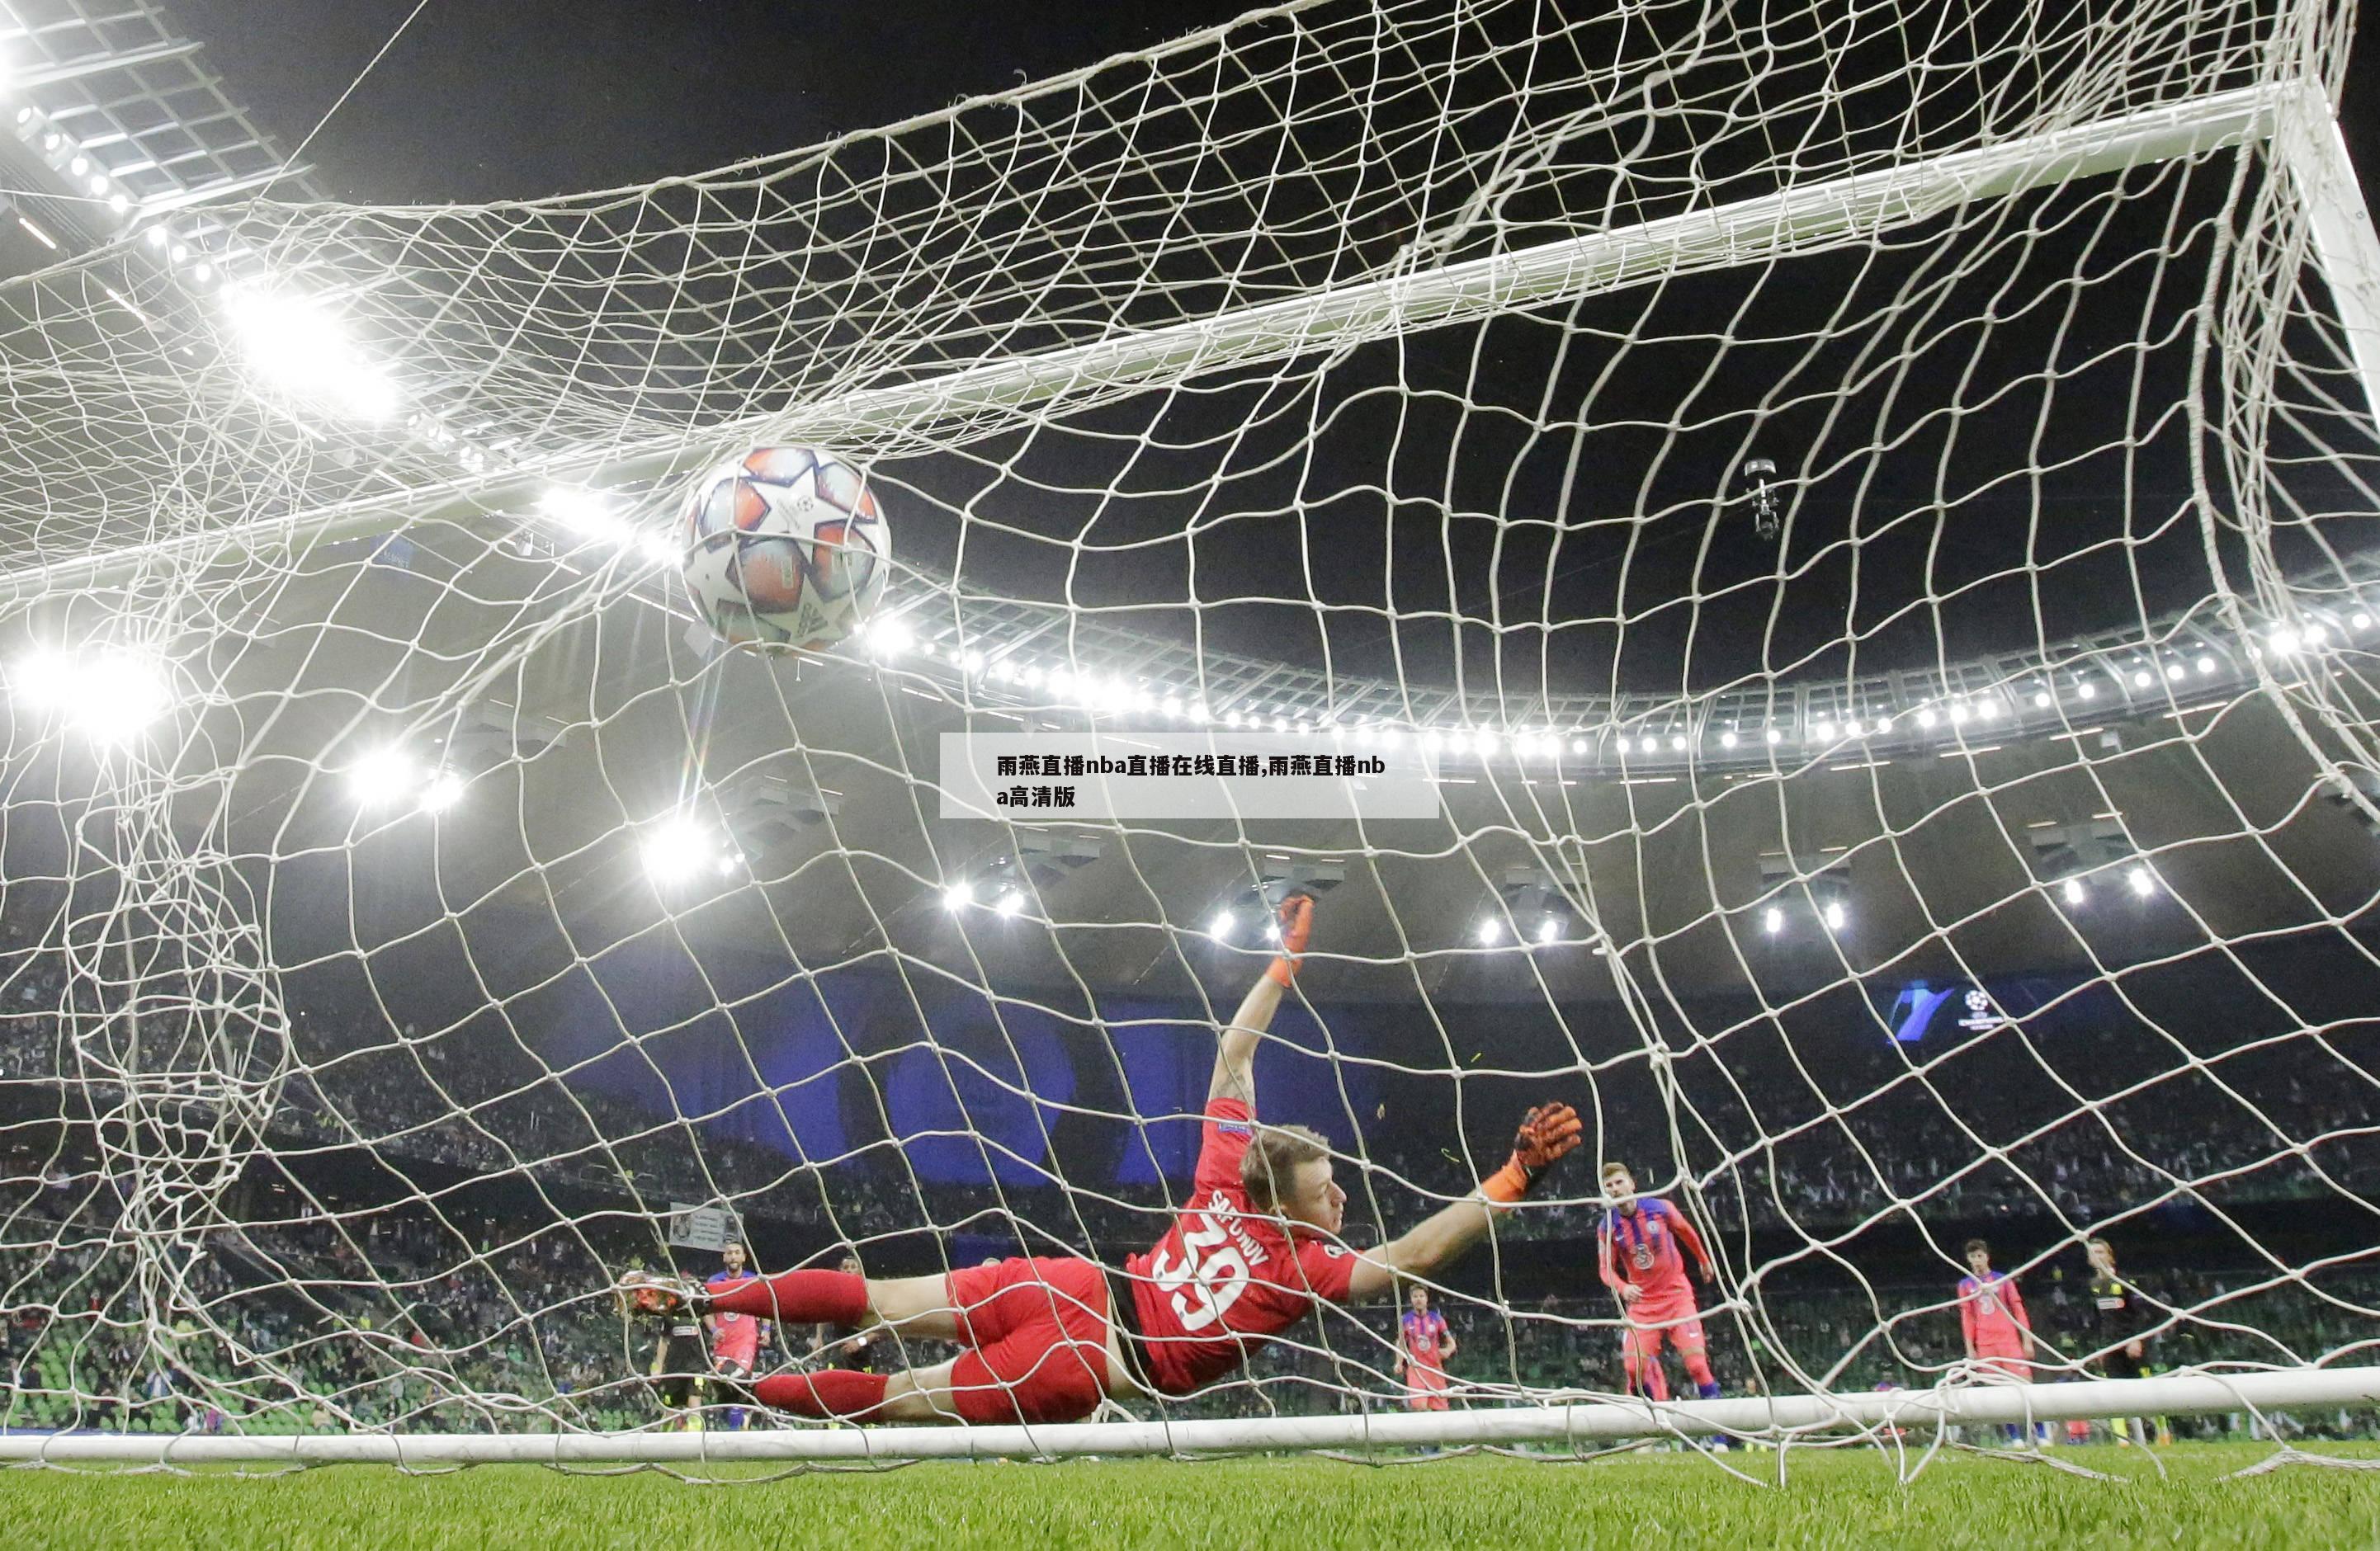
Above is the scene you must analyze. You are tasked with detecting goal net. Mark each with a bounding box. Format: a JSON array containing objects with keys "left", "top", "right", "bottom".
[{"left": 2, "top": 0, "right": 2378, "bottom": 1469}]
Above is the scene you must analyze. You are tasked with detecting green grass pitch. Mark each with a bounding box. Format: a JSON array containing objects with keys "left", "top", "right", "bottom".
[{"left": 2, "top": 1445, "right": 2376, "bottom": 1549}]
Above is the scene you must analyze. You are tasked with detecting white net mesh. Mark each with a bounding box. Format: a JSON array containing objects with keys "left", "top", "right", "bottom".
[{"left": 2, "top": 0, "right": 2378, "bottom": 1464}]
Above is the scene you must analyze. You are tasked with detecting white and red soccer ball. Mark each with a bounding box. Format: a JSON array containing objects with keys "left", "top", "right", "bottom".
[{"left": 676, "top": 446, "right": 890, "bottom": 650}]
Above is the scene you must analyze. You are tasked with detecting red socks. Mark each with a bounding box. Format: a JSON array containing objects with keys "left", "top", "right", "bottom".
[
  {"left": 753, "top": 1370, "right": 890, "bottom": 1421},
  {"left": 705, "top": 1268, "right": 869, "bottom": 1326}
]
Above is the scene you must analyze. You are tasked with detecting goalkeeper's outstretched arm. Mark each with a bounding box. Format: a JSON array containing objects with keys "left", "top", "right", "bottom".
[
  {"left": 1346, "top": 1104, "right": 1583, "bottom": 1301},
  {"left": 1209, "top": 892, "right": 1313, "bottom": 1107}
]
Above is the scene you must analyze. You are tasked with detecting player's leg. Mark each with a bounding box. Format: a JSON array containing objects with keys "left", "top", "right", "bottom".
[
  {"left": 735, "top": 1256, "right": 1114, "bottom": 1426},
  {"left": 733, "top": 1357, "right": 956, "bottom": 1423},
  {"left": 1671, "top": 1313, "right": 1721, "bottom": 1401},
  {"left": 1622, "top": 1323, "right": 1669, "bottom": 1402},
  {"left": 670, "top": 1265, "right": 966, "bottom": 1343},
  {"left": 715, "top": 1358, "right": 752, "bottom": 1430}
]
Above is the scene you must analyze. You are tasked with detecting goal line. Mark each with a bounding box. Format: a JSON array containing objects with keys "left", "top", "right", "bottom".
[{"left": 5, "top": 1369, "right": 2373, "bottom": 1466}]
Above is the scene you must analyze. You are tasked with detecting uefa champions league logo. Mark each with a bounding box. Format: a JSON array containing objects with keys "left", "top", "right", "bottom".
[{"left": 1956, "top": 988, "right": 2008, "bottom": 1032}]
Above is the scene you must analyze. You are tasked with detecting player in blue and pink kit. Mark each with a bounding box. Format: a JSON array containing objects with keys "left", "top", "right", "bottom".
[
  {"left": 705, "top": 1241, "right": 768, "bottom": 1429},
  {"left": 1395, "top": 1285, "right": 1457, "bottom": 1412},
  {"left": 1598, "top": 1162, "right": 1720, "bottom": 1402},
  {"left": 1957, "top": 1238, "right": 2038, "bottom": 1444},
  {"left": 1957, "top": 1238, "right": 2034, "bottom": 1380}
]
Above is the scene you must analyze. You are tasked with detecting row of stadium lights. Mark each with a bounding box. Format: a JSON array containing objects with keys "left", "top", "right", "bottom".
[
  {"left": 940, "top": 883, "right": 1578, "bottom": 948},
  {"left": 878, "top": 619, "right": 2374, "bottom": 759},
  {"left": 7, "top": 92, "right": 240, "bottom": 291},
  {"left": 0, "top": 652, "right": 2171, "bottom": 937},
  {"left": 935, "top": 874, "right": 2156, "bottom": 950}
]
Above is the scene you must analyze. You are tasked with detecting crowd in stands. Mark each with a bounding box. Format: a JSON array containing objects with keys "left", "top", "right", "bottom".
[{"left": 4, "top": 922, "right": 2379, "bottom": 1440}]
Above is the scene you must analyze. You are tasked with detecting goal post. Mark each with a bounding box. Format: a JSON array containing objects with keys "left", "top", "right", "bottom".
[{"left": 2, "top": 1368, "right": 2373, "bottom": 1465}]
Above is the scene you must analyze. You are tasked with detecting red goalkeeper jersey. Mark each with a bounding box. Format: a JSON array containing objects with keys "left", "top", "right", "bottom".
[{"left": 1122, "top": 1096, "right": 1358, "bottom": 1396}]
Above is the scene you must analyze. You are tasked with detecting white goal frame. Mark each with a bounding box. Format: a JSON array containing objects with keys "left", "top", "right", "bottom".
[{"left": 3, "top": 1370, "right": 2375, "bottom": 1465}]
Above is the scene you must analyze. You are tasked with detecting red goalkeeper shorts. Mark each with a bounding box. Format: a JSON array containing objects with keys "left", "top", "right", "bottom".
[{"left": 944, "top": 1256, "right": 1115, "bottom": 1425}]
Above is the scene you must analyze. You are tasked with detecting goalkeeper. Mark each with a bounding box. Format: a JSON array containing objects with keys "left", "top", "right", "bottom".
[{"left": 619, "top": 893, "right": 1581, "bottom": 1425}]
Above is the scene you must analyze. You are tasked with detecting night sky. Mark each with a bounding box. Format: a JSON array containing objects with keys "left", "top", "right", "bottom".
[
  {"left": 169, "top": 2, "right": 2380, "bottom": 212},
  {"left": 174, "top": 0, "right": 1258, "bottom": 205}
]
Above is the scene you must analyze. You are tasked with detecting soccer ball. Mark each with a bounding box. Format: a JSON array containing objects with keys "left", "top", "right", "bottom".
[{"left": 676, "top": 446, "right": 890, "bottom": 650}]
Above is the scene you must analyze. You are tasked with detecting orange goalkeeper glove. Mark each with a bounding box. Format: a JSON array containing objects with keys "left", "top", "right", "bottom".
[
  {"left": 1265, "top": 892, "right": 1315, "bottom": 987},
  {"left": 1480, "top": 1103, "right": 1583, "bottom": 1204}
]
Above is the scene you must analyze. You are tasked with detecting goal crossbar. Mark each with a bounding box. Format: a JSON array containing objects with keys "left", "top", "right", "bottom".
[
  {"left": 1, "top": 81, "right": 2290, "bottom": 601},
  {"left": 5, "top": 1368, "right": 2373, "bottom": 1465}
]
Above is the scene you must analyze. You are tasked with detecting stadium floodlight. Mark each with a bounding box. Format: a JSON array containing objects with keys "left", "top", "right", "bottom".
[
  {"left": 1534, "top": 917, "right": 1561, "bottom": 944},
  {"left": 11, "top": 648, "right": 172, "bottom": 745},
  {"left": 7, "top": 648, "right": 76, "bottom": 714},
  {"left": 2076, "top": 681, "right": 2097, "bottom": 700},
  {"left": 2356, "top": 611, "right": 2373, "bottom": 630},
  {"left": 635, "top": 530, "right": 680, "bottom": 568},
  {"left": 2269, "top": 628, "right": 2301, "bottom": 654},
  {"left": 1764, "top": 728, "right": 1781, "bottom": 745},
  {"left": 994, "top": 889, "right": 1024, "bottom": 917},
  {"left": 943, "top": 881, "right": 974, "bottom": 912},
  {"left": 1208, "top": 910, "right": 1236, "bottom": 941},
  {"left": 1476, "top": 918, "right": 1504, "bottom": 945},
  {"left": 1811, "top": 721, "right": 1835, "bottom": 742},
  {"left": 866, "top": 616, "right": 913, "bottom": 658},
  {"left": 418, "top": 770, "right": 465, "bottom": 814},
  {"left": 2196, "top": 657, "right": 2216, "bottom": 675},
  {"left": 1719, "top": 730, "right": 1738, "bottom": 748},
  {"left": 536, "top": 486, "right": 630, "bottom": 544},
  {"left": 1917, "top": 708, "right": 1939, "bottom": 728},
  {"left": 2061, "top": 877, "right": 2088, "bottom": 908},
  {"left": 347, "top": 747, "right": 416, "bottom": 805},
  {"left": 1821, "top": 899, "right": 1848, "bottom": 932},
  {"left": 220, "top": 285, "right": 401, "bottom": 421},
  {"left": 1761, "top": 906, "right": 1784, "bottom": 936},
  {"left": 640, "top": 815, "right": 711, "bottom": 885},
  {"left": 2127, "top": 865, "right": 2156, "bottom": 898},
  {"left": 2033, "top": 691, "right": 2053, "bottom": 708}
]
